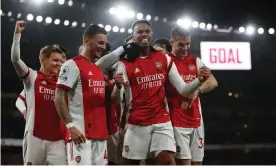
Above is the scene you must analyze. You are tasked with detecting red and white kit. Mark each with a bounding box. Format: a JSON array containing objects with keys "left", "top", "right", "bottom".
[
  {"left": 57, "top": 55, "right": 109, "bottom": 165},
  {"left": 12, "top": 34, "right": 66, "bottom": 165},
  {"left": 166, "top": 52, "right": 205, "bottom": 161},
  {"left": 117, "top": 50, "right": 202, "bottom": 160}
]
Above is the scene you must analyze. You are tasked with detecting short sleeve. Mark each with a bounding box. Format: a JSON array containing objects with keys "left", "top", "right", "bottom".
[{"left": 57, "top": 60, "right": 80, "bottom": 90}]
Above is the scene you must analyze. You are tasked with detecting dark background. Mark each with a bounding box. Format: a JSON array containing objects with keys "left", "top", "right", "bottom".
[{"left": 1, "top": 0, "right": 276, "bottom": 164}]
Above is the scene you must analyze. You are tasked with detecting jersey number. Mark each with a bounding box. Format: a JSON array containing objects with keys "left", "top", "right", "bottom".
[{"left": 198, "top": 138, "right": 204, "bottom": 149}]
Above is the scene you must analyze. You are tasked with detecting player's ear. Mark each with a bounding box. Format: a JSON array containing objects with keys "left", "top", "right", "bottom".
[
  {"left": 84, "top": 36, "right": 90, "bottom": 46},
  {"left": 40, "top": 56, "right": 47, "bottom": 66}
]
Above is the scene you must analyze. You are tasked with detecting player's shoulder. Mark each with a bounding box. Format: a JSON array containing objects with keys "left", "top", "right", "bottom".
[
  {"left": 193, "top": 56, "right": 204, "bottom": 64},
  {"left": 71, "top": 55, "right": 83, "bottom": 61},
  {"left": 62, "top": 58, "right": 78, "bottom": 68},
  {"left": 152, "top": 50, "right": 166, "bottom": 57},
  {"left": 120, "top": 59, "right": 128, "bottom": 63},
  {"left": 117, "top": 61, "right": 128, "bottom": 71},
  {"left": 185, "top": 54, "right": 199, "bottom": 63},
  {"left": 63, "top": 55, "right": 83, "bottom": 65},
  {"left": 167, "top": 52, "right": 174, "bottom": 57},
  {"left": 193, "top": 56, "right": 206, "bottom": 70},
  {"left": 59, "top": 59, "right": 80, "bottom": 78},
  {"left": 119, "top": 59, "right": 132, "bottom": 68},
  {"left": 187, "top": 53, "right": 198, "bottom": 60},
  {"left": 151, "top": 50, "right": 170, "bottom": 61}
]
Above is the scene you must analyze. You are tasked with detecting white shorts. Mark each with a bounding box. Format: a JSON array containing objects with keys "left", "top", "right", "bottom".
[
  {"left": 122, "top": 121, "right": 176, "bottom": 160},
  {"left": 107, "top": 132, "right": 119, "bottom": 163},
  {"left": 174, "top": 125, "right": 205, "bottom": 161},
  {"left": 22, "top": 131, "right": 66, "bottom": 165},
  {"left": 67, "top": 139, "right": 108, "bottom": 165}
]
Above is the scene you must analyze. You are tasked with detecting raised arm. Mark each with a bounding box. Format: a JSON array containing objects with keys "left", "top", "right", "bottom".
[
  {"left": 95, "top": 46, "right": 125, "bottom": 71},
  {"left": 11, "top": 21, "right": 29, "bottom": 79}
]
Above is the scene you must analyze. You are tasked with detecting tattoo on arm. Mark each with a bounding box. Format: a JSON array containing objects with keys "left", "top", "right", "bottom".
[
  {"left": 54, "top": 87, "right": 72, "bottom": 124},
  {"left": 199, "top": 82, "right": 216, "bottom": 93},
  {"left": 199, "top": 74, "right": 218, "bottom": 94}
]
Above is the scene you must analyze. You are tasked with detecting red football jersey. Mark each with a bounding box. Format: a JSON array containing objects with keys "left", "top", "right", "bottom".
[
  {"left": 166, "top": 53, "right": 204, "bottom": 128},
  {"left": 57, "top": 55, "right": 108, "bottom": 140},
  {"left": 120, "top": 51, "right": 173, "bottom": 125},
  {"left": 23, "top": 71, "right": 63, "bottom": 141}
]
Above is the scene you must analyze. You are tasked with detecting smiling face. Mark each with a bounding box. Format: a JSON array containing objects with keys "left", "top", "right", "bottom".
[
  {"left": 132, "top": 23, "right": 153, "bottom": 47},
  {"left": 84, "top": 33, "right": 107, "bottom": 59},
  {"left": 171, "top": 35, "right": 191, "bottom": 58},
  {"left": 39, "top": 45, "right": 65, "bottom": 76}
]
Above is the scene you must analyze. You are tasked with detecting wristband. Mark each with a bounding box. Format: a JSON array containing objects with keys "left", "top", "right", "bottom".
[{"left": 66, "top": 122, "right": 75, "bottom": 129}]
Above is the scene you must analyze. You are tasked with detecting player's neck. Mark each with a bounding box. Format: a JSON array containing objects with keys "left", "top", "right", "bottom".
[
  {"left": 39, "top": 67, "right": 56, "bottom": 78},
  {"left": 139, "top": 47, "right": 150, "bottom": 57},
  {"left": 82, "top": 51, "right": 96, "bottom": 63}
]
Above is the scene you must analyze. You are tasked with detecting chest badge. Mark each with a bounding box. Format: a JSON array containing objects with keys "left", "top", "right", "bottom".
[
  {"left": 188, "top": 64, "right": 195, "bottom": 71},
  {"left": 42, "top": 80, "right": 47, "bottom": 85},
  {"left": 155, "top": 61, "right": 162, "bottom": 69}
]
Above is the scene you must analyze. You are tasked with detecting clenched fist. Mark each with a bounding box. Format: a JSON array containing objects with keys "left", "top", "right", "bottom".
[
  {"left": 15, "top": 20, "right": 26, "bottom": 34},
  {"left": 198, "top": 66, "right": 211, "bottom": 83}
]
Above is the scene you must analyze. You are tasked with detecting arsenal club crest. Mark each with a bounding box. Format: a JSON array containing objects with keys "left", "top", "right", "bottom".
[
  {"left": 188, "top": 64, "right": 195, "bottom": 71},
  {"left": 75, "top": 156, "right": 81, "bottom": 163},
  {"left": 155, "top": 62, "right": 162, "bottom": 69}
]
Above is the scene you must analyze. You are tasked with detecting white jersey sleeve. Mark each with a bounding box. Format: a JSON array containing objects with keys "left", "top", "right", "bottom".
[
  {"left": 165, "top": 54, "right": 202, "bottom": 97},
  {"left": 95, "top": 46, "right": 125, "bottom": 71},
  {"left": 57, "top": 59, "right": 80, "bottom": 89},
  {"left": 116, "top": 61, "right": 128, "bottom": 83},
  {"left": 15, "top": 90, "right": 27, "bottom": 115},
  {"left": 11, "top": 34, "right": 36, "bottom": 86},
  {"left": 116, "top": 61, "right": 131, "bottom": 108},
  {"left": 196, "top": 57, "right": 206, "bottom": 75}
]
